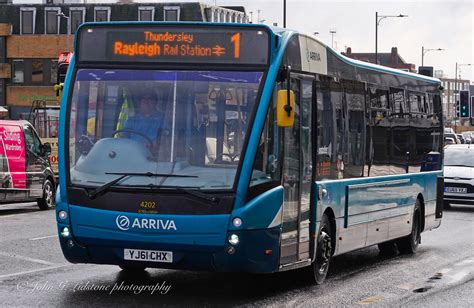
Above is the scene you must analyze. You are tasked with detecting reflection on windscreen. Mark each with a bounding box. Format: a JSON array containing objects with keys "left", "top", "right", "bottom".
[
  {"left": 68, "top": 69, "right": 263, "bottom": 189},
  {"left": 444, "top": 148, "right": 474, "bottom": 168}
]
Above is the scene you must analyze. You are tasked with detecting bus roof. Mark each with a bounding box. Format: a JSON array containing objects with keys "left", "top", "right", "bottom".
[{"left": 273, "top": 27, "right": 441, "bottom": 85}]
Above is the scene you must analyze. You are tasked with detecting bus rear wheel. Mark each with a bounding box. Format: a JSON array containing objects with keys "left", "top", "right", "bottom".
[
  {"left": 310, "top": 214, "right": 332, "bottom": 284},
  {"left": 397, "top": 200, "right": 421, "bottom": 254}
]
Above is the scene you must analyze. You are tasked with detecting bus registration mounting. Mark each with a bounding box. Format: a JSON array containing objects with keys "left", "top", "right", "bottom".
[{"left": 124, "top": 248, "right": 173, "bottom": 263}]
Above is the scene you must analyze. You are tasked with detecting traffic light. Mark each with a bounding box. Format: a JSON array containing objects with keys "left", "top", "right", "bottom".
[
  {"left": 455, "top": 100, "right": 460, "bottom": 118},
  {"left": 460, "top": 91, "right": 469, "bottom": 118}
]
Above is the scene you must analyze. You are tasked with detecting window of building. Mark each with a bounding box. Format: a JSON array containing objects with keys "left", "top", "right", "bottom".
[
  {"left": 0, "top": 37, "right": 5, "bottom": 61},
  {"left": 32, "top": 59, "right": 43, "bottom": 83},
  {"left": 94, "top": 7, "right": 110, "bottom": 22},
  {"left": 51, "top": 60, "right": 58, "bottom": 84},
  {"left": 139, "top": 7, "right": 154, "bottom": 21},
  {"left": 213, "top": 10, "right": 218, "bottom": 22},
  {"left": 12, "top": 60, "right": 25, "bottom": 83},
  {"left": 0, "top": 79, "right": 4, "bottom": 106},
  {"left": 20, "top": 7, "right": 36, "bottom": 34},
  {"left": 45, "top": 8, "right": 60, "bottom": 34},
  {"left": 164, "top": 6, "right": 180, "bottom": 21},
  {"left": 70, "top": 8, "right": 85, "bottom": 34}
]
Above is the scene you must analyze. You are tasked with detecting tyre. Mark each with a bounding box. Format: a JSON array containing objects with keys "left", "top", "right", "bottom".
[
  {"left": 443, "top": 201, "right": 451, "bottom": 209},
  {"left": 37, "top": 179, "right": 55, "bottom": 210},
  {"left": 378, "top": 240, "right": 398, "bottom": 257},
  {"left": 310, "top": 214, "right": 333, "bottom": 284},
  {"left": 397, "top": 199, "right": 421, "bottom": 254}
]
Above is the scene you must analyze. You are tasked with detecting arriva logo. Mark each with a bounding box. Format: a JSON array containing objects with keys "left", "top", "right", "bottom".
[{"left": 115, "top": 215, "right": 177, "bottom": 231}]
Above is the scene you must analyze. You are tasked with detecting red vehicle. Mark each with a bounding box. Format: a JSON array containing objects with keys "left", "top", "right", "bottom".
[{"left": 0, "top": 120, "right": 55, "bottom": 209}]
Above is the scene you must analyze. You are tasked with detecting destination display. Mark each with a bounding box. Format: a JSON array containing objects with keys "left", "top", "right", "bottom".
[{"left": 77, "top": 25, "right": 269, "bottom": 65}]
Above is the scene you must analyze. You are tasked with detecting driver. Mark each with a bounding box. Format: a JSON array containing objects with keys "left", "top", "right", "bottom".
[{"left": 122, "top": 89, "right": 163, "bottom": 146}]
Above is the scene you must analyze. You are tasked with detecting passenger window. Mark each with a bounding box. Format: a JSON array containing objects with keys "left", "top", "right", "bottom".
[
  {"left": 390, "top": 88, "right": 406, "bottom": 117},
  {"left": 343, "top": 80, "right": 365, "bottom": 178}
]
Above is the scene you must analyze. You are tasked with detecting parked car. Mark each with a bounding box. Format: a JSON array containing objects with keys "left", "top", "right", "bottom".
[
  {"left": 444, "top": 137, "right": 456, "bottom": 146},
  {"left": 445, "top": 133, "right": 460, "bottom": 144},
  {"left": 462, "top": 132, "right": 473, "bottom": 144},
  {"left": 0, "top": 120, "right": 55, "bottom": 210},
  {"left": 456, "top": 134, "right": 465, "bottom": 144},
  {"left": 443, "top": 144, "right": 474, "bottom": 208},
  {"left": 444, "top": 127, "right": 455, "bottom": 134}
]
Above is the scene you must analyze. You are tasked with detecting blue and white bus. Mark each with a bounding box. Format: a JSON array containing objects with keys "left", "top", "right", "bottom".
[{"left": 56, "top": 22, "right": 444, "bottom": 283}]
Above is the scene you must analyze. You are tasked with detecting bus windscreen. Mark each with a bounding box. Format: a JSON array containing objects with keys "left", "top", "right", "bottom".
[{"left": 77, "top": 25, "right": 269, "bottom": 65}]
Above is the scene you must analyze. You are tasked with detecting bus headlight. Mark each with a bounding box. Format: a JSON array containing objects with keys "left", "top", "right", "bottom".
[
  {"left": 58, "top": 211, "right": 68, "bottom": 220},
  {"left": 60, "top": 227, "right": 70, "bottom": 238},
  {"left": 232, "top": 217, "right": 242, "bottom": 228},
  {"left": 228, "top": 234, "right": 239, "bottom": 246}
]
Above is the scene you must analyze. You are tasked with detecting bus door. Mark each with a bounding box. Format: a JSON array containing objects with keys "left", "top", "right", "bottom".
[{"left": 280, "top": 76, "right": 314, "bottom": 266}]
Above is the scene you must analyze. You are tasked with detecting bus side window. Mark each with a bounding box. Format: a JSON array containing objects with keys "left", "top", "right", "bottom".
[
  {"left": 342, "top": 80, "right": 365, "bottom": 178},
  {"left": 247, "top": 86, "right": 282, "bottom": 200}
]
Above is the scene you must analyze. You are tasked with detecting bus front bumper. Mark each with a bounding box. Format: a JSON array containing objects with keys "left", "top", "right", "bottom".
[{"left": 57, "top": 224, "right": 281, "bottom": 273}]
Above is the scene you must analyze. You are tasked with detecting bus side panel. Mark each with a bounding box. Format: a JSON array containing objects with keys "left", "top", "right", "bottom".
[{"left": 318, "top": 171, "right": 441, "bottom": 256}]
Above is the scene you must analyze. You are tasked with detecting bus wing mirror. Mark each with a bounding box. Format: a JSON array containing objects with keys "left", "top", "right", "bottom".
[
  {"left": 54, "top": 83, "right": 63, "bottom": 98},
  {"left": 277, "top": 90, "right": 295, "bottom": 127}
]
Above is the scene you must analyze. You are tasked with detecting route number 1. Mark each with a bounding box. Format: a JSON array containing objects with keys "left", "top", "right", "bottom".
[{"left": 231, "top": 33, "right": 241, "bottom": 59}]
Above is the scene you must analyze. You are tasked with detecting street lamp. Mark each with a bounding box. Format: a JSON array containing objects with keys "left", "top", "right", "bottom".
[
  {"left": 421, "top": 47, "right": 444, "bottom": 66},
  {"left": 329, "top": 29, "right": 336, "bottom": 48},
  {"left": 57, "top": 12, "right": 70, "bottom": 52},
  {"left": 375, "top": 12, "right": 408, "bottom": 65}
]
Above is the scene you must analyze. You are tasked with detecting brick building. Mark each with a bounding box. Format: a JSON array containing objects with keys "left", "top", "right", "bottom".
[
  {"left": 342, "top": 47, "right": 416, "bottom": 72},
  {"left": 0, "top": 2, "right": 247, "bottom": 119}
]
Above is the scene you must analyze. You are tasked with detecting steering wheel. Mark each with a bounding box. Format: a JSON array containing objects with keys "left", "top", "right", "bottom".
[
  {"left": 77, "top": 135, "right": 94, "bottom": 155},
  {"left": 112, "top": 129, "right": 153, "bottom": 148}
]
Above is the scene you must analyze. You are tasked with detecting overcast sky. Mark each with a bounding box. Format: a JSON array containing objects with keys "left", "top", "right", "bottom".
[
  {"left": 195, "top": 0, "right": 474, "bottom": 82},
  {"left": 14, "top": 0, "right": 473, "bottom": 81}
]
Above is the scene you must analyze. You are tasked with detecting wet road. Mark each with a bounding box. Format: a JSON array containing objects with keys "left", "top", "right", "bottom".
[{"left": 0, "top": 202, "right": 472, "bottom": 307}]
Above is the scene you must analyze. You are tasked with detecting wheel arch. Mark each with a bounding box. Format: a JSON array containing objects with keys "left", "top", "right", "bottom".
[
  {"left": 416, "top": 193, "right": 425, "bottom": 232},
  {"left": 323, "top": 207, "right": 336, "bottom": 255}
]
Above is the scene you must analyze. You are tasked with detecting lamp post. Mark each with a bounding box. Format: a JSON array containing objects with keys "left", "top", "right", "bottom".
[
  {"left": 421, "top": 47, "right": 443, "bottom": 66},
  {"left": 329, "top": 29, "right": 336, "bottom": 48},
  {"left": 375, "top": 11, "right": 408, "bottom": 65},
  {"left": 454, "top": 62, "right": 472, "bottom": 129},
  {"left": 57, "top": 12, "right": 70, "bottom": 52}
]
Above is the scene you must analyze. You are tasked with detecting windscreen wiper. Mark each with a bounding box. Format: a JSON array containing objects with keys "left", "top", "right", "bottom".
[
  {"left": 118, "top": 184, "right": 220, "bottom": 204},
  {"left": 88, "top": 172, "right": 198, "bottom": 199}
]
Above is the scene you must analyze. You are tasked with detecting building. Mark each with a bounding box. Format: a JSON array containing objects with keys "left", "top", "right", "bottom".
[
  {"left": 0, "top": 2, "right": 248, "bottom": 119},
  {"left": 342, "top": 47, "right": 416, "bottom": 72},
  {"left": 439, "top": 77, "right": 470, "bottom": 125}
]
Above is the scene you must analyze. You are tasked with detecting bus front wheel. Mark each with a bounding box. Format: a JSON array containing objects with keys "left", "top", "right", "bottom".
[
  {"left": 311, "top": 214, "right": 333, "bottom": 284},
  {"left": 397, "top": 200, "right": 421, "bottom": 254}
]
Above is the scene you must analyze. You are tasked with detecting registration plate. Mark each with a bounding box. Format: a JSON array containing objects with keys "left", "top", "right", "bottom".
[
  {"left": 445, "top": 187, "right": 467, "bottom": 193},
  {"left": 124, "top": 248, "right": 173, "bottom": 263}
]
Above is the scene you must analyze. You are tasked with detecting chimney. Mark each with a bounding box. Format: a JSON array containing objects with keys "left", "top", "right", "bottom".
[{"left": 391, "top": 47, "right": 398, "bottom": 64}]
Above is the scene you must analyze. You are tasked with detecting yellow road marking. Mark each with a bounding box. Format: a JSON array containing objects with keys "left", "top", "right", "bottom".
[{"left": 357, "top": 295, "right": 384, "bottom": 305}]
